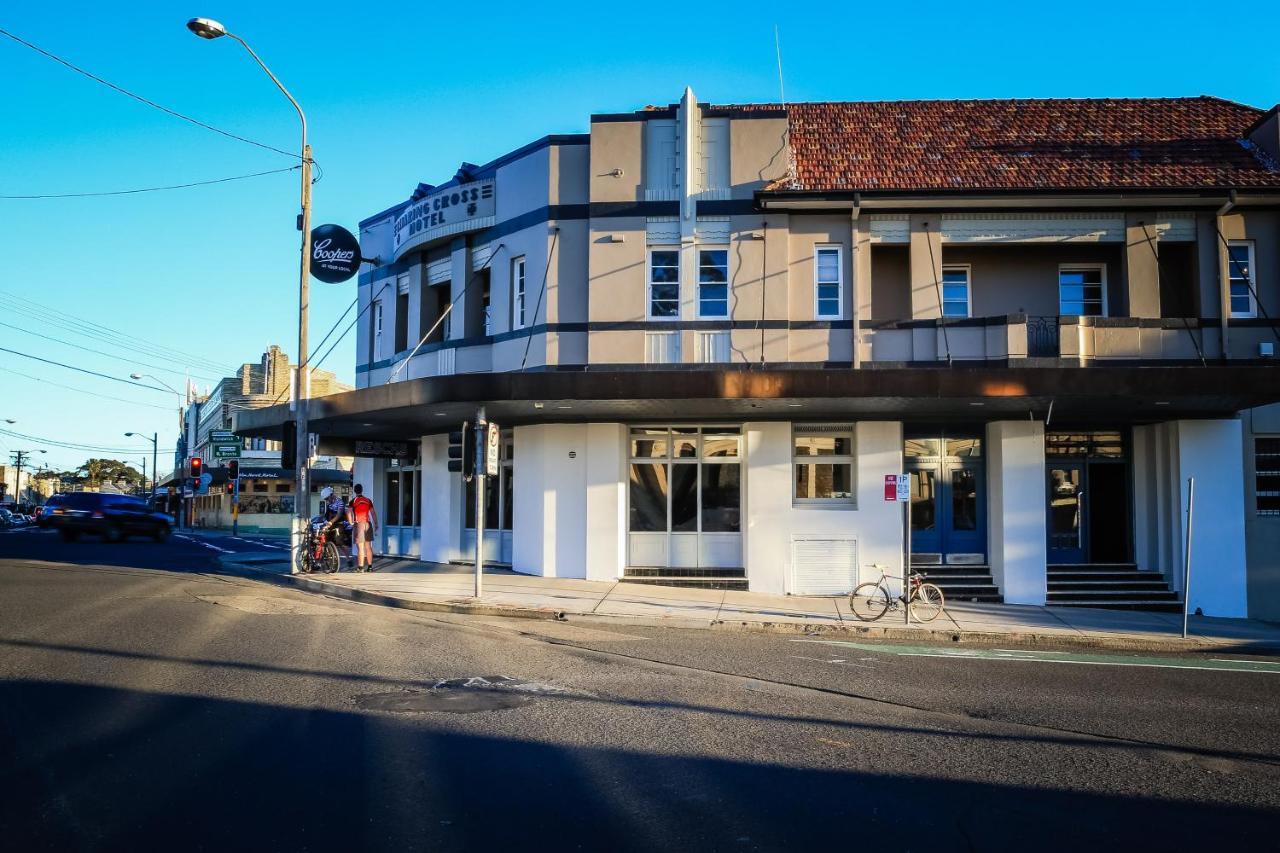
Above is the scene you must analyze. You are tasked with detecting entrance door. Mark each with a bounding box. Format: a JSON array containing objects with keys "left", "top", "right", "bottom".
[
  {"left": 1047, "top": 463, "right": 1085, "bottom": 562},
  {"left": 906, "top": 436, "right": 985, "bottom": 562}
]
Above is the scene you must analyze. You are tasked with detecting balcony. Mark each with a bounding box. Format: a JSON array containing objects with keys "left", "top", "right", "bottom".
[{"left": 862, "top": 314, "right": 1217, "bottom": 364}]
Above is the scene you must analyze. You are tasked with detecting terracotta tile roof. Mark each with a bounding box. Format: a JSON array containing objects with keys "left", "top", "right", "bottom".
[{"left": 772, "top": 97, "right": 1280, "bottom": 192}]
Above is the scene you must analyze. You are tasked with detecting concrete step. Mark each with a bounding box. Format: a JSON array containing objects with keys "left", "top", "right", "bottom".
[
  {"left": 619, "top": 578, "right": 748, "bottom": 591},
  {"left": 624, "top": 567, "right": 745, "bottom": 579},
  {"left": 1049, "top": 580, "right": 1173, "bottom": 591},
  {"left": 1051, "top": 601, "right": 1184, "bottom": 613}
]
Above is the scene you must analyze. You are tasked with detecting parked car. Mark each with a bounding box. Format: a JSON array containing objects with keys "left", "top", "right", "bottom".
[
  {"left": 0, "top": 508, "right": 14, "bottom": 529},
  {"left": 47, "top": 493, "right": 173, "bottom": 543},
  {"left": 37, "top": 495, "right": 65, "bottom": 528}
]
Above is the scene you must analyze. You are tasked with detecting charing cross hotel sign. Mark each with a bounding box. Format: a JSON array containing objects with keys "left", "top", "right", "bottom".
[{"left": 393, "top": 179, "right": 496, "bottom": 260}]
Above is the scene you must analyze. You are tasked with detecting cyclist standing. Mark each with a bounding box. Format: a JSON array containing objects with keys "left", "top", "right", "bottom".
[{"left": 347, "top": 483, "right": 378, "bottom": 572}]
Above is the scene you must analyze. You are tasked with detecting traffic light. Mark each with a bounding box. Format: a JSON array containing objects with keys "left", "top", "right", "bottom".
[
  {"left": 447, "top": 421, "right": 473, "bottom": 480},
  {"left": 189, "top": 457, "right": 203, "bottom": 479},
  {"left": 225, "top": 482, "right": 235, "bottom": 495},
  {"left": 281, "top": 421, "right": 296, "bottom": 469},
  {"left": 227, "top": 460, "right": 239, "bottom": 480}
]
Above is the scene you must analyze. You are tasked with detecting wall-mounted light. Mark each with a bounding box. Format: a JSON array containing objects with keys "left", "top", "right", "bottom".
[
  {"left": 606, "top": 234, "right": 626, "bottom": 243},
  {"left": 609, "top": 168, "right": 624, "bottom": 178}
]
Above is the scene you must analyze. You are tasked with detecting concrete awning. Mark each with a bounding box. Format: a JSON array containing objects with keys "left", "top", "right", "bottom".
[{"left": 232, "top": 365, "right": 1280, "bottom": 442}]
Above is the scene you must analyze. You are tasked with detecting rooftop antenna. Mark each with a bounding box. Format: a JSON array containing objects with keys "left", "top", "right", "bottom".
[{"left": 774, "top": 25, "right": 786, "bottom": 105}]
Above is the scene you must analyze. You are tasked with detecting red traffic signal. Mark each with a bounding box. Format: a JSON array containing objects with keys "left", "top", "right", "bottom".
[
  {"left": 227, "top": 460, "right": 239, "bottom": 480},
  {"left": 189, "top": 457, "right": 203, "bottom": 479}
]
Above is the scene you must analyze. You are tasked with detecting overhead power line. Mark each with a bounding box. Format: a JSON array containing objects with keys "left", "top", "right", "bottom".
[
  {"left": 0, "top": 426, "right": 150, "bottom": 454},
  {"left": 0, "top": 165, "right": 301, "bottom": 199},
  {"left": 0, "top": 365, "right": 176, "bottom": 411},
  {"left": 0, "top": 319, "right": 223, "bottom": 383},
  {"left": 0, "top": 26, "right": 301, "bottom": 161},
  {"left": 0, "top": 291, "right": 237, "bottom": 375},
  {"left": 0, "top": 345, "right": 173, "bottom": 391}
]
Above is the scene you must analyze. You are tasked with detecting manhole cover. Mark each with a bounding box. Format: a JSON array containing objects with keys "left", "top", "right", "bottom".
[{"left": 353, "top": 676, "right": 573, "bottom": 714}]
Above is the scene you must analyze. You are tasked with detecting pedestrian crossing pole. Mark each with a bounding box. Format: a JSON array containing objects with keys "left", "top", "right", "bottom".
[{"left": 474, "top": 406, "right": 486, "bottom": 599}]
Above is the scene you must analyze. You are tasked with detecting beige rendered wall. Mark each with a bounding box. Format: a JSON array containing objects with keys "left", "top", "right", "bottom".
[
  {"left": 589, "top": 120, "right": 642, "bottom": 203},
  {"left": 870, "top": 246, "right": 910, "bottom": 319},
  {"left": 941, "top": 245, "right": 1124, "bottom": 317},
  {"left": 727, "top": 116, "right": 790, "bottom": 198}
]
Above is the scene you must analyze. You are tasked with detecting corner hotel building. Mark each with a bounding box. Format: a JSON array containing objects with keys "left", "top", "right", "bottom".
[{"left": 237, "top": 90, "right": 1280, "bottom": 618}]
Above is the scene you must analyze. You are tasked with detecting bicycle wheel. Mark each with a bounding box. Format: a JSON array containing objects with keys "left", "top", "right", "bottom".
[
  {"left": 319, "top": 541, "right": 341, "bottom": 574},
  {"left": 294, "top": 540, "right": 313, "bottom": 574},
  {"left": 849, "top": 583, "right": 891, "bottom": 622},
  {"left": 910, "top": 583, "right": 945, "bottom": 623}
]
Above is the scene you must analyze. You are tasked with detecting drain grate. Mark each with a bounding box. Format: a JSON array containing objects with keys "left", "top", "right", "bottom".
[{"left": 353, "top": 676, "right": 574, "bottom": 714}]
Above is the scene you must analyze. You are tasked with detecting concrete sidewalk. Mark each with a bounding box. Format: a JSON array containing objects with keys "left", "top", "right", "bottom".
[{"left": 214, "top": 550, "right": 1280, "bottom": 654}]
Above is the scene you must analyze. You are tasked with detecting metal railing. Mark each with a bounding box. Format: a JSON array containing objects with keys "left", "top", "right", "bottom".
[{"left": 1027, "top": 316, "right": 1060, "bottom": 357}]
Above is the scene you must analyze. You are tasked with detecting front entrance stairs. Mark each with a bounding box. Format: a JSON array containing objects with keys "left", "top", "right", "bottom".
[
  {"left": 1047, "top": 564, "right": 1181, "bottom": 612},
  {"left": 911, "top": 562, "right": 1003, "bottom": 604}
]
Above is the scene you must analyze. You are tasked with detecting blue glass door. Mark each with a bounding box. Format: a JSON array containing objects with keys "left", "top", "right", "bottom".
[
  {"left": 1047, "top": 463, "right": 1086, "bottom": 563},
  {"left": 906, "top": 435, "right": 986, "bottom": 561}
]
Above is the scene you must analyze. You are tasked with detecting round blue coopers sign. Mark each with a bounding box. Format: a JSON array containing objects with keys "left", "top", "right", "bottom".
[{"left": 310, "top": 224, "right": 361, "bottom": 283}]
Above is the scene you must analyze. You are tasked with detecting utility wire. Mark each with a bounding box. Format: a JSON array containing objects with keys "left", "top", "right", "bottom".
[
  {"left": 0, "top": 291, "right": 237, "bottom": 374},
  {"left": 1214, "top": 226, "right": 1280, "bottom": 346},
  {"left": 924, "top": 226, "right": 952, "bottom": 365},
  {"left": 0, "top": 345, "right": 173, "bottom": 391},
  {"left": 520, "top": 232, "right": 559, "bottom": 372},
  {"left": 0, "top": 319, "right": 224, "bottom": 382},
  {"left": 0, "top": 365, "right": 175, "bottom": 411},
  {"left": 0, "top": 26, "right": 301, "bottom": 161},
  {"left": 0, "top": 165, "right": 300, "bottom": 199},
  {"left": 0, "top": 427, "right": 149, "bottom": 454}
]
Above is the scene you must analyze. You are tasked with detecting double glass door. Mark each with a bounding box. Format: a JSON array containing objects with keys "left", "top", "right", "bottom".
[
  {"left": 464, "top": 430, "right": 513, "bottom": 564},
  {"left": 383, "top": 462, "right": 420, "bottom": 557},
  {"left": 1045, "top": 431, "right": 1130, "bottom": 564},
  {"left": 905, "top": 435, "right": 984, "bottom": 561}
]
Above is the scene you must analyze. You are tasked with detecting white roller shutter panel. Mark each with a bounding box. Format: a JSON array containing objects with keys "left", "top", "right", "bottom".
[{"left": 791, "top": 535, "right": 858, "bottom": 595}]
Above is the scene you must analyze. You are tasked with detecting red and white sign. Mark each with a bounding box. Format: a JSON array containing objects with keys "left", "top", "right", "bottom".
[{"left": 884, "top": 474, "right": 910, "bottom": 502}]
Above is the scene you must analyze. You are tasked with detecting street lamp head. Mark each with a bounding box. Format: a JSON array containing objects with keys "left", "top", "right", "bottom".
[
  {"left": 129, "top": 373, "right": 143, "bottom": 380},
  {"left": 186, "top": 17, "right": 227, "bottom": 39},
  {"left": 125, "top": 432, "right": 135, "bottom": 437},
  {"left": 3, "top": 419, "right": 14, "bottom": 424}
]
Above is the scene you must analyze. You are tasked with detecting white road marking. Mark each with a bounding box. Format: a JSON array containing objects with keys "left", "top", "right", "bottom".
[
  {"left": 894, "top": 652, "right": 1280, "bottom": 673},
  {"left": 789, "top": 655, "right": 874, "bottom": 669}
]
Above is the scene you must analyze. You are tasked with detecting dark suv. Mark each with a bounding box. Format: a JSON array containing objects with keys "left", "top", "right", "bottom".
[{"left": 48, "top": 493, "right": 173, "bottom": 543}]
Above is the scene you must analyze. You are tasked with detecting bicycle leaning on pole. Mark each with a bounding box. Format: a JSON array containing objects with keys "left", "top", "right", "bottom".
[{"left": 849, "top": 564, "right": 946, "bottom": 623}]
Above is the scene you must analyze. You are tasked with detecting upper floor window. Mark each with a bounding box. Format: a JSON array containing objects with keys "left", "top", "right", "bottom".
[
  {"left": 512, "top": 256, "right": 527, "bottom": 329},
  {"left": 1258, "top": 436, "right": 1280, "bottom": 516},
  {"left": 1228, "top": 241, "right": 1257, "bottom": 319},
  {"left": 793, "top": 424, "right": 855, "bottom": 504},
  {"left": 372, "top": 300, "right": 384, "bottom": 359},
  {"left": 815, "top": 246, "right": 842, "bottom": 320},
  {"left": 1059, "top": 265, "right": 1105, "bottom": 316},
  {"left": 648, "top": 248, "right": 680, "bottom": 319},
  {"left": 644, "top": 120, "right": 678, "bottom": 195},
  {"left": 698, "top": 118, "right": 729, "bottom": 192},
  {"left": 697, "top": 248, "right": 729, "bottom": 318},
  {"left": 942, "top": 266, "right": 971, "bottom": 318}
]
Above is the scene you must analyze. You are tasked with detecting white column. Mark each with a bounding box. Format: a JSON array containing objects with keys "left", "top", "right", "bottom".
[
  {"left": 1175, "top": 419, "right": 1248, "bottom": 617},
  {"left": 512, "top": 424, "right": 588, "bottom": 578},
  {"left": 986, "top": 420, "right": 1048, "bottom": 605},
  {"left": 584, "top": 423, "right": 626, "bottom": 582},
  {"left": 419, "top": 433, "right": 462, "bottom": 564},
  {"left": 744, "top": 422, "right": 791, "bottom": 594}
]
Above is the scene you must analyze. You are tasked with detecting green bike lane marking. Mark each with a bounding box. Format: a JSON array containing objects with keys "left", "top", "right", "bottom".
[{"left": 791, "top": 640, "right": 1280, "bottom": 674}]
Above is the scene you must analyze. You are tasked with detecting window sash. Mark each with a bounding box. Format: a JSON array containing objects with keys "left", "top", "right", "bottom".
[
  {"left": 648, "top": 248, "right": 680, "bottom": 319},
  {"left": 1059, "top": 267, "right": 1105, "bottom": 317},
  {"left": 513, "top": 257, "right": 527, "bottom": 329},
  {"left": 697, "top": 248, "right": 729, "bottom": 318},
  {"left": 1228, "top": 242, "right": 1256, "bottom": 318},
  {"left": 814, "top": 247, "right": 842, "bottom": 319},
  {"left": 941, "top": 266, "right": 971, "bottom": 318},
  {"left": 792, "top": 425, "right": 855, "bottom": 503}
]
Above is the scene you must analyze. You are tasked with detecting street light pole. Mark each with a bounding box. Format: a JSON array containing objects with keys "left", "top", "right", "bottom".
[
  {"left": 125, "top": 432, "right": 159, "bottom": 503},
  {"left": 187, "top": 17, "right": 313, "bottom": 571}
]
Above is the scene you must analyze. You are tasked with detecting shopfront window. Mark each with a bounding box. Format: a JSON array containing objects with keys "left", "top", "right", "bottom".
[
  {"left": 465, "top": 430, "right": 513, "bottom": 530},
  {"left": 793, "top": 425, "right": 855, "bottom": 504},
  {"left": 628, "top": 426, "right": 741, "bottom": 534}
]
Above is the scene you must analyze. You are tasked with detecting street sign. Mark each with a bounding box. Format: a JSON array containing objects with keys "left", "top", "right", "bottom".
[
  {"left": 210, "top": 429, "right": 241, "bottom": 459},
  {"left": 884, "top": 474, "right": 910, "bottom": 502},
  {"left": 485, "top": 422, "right": 500, "bottom": 477}
]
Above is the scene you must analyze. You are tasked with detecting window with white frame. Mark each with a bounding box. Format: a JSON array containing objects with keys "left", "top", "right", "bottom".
[
  {"left": 372, "top": 300, "right": 384, "bottom": 360},
  {"left": 512, "top": 256, "right": 527, "bottom": 329},
  {"left": 815, "top": 246, "right": 842, "bottom": 319},
  {"left": 793, "top": 424, "right": 855, "bottom": 504},
  {"left": 648, "top": 248, "right": 680, "bottom": 318},
  {"left": 1058, "top": 265, "right": 1106, "bottom": 316},
  {"left": 1257, "top": 436, "right": 1280, "bottom": 516},
  {"left": 698, "top": 248, "right": 729, "bottom": 317},
  {"left": 942, "top": 265, "right": 971, "bottom": 318},
  {"left": 1228, "top": 241, "right": 1257, "bottom": 318}
]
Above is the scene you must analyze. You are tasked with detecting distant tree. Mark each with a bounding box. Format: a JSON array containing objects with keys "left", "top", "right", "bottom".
[{"left": 74, "top": 459, "right": 143, "bottom": 488}]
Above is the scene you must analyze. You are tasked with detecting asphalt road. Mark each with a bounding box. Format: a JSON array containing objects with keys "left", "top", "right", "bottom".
[{"left": 1, "top": 527, "right": 1278, "bottom": 852}]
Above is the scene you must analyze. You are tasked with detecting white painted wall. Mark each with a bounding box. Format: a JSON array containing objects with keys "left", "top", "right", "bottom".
[
  {"left": 512, "top": 423, "right": 589, "bottom": 578},
  {"left": 986, "top": 420, "right": 1048, "bottom": 605},
  {"left": 744, "top": 421, "right": 903, "bottom": 595},
  {"left": 419, "top": 434, "right": 463, "bottom": 564},
  {"left": 1177, "top": 419, "right": 1248, "bottom": 617},
  {"left": 584, "top": 423, "right": 626, "bottom": 581}
]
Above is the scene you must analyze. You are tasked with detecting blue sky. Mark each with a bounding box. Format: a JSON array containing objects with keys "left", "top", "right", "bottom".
[{"left": 2, "top": 1, "right": 1278, "bottom": 474}]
